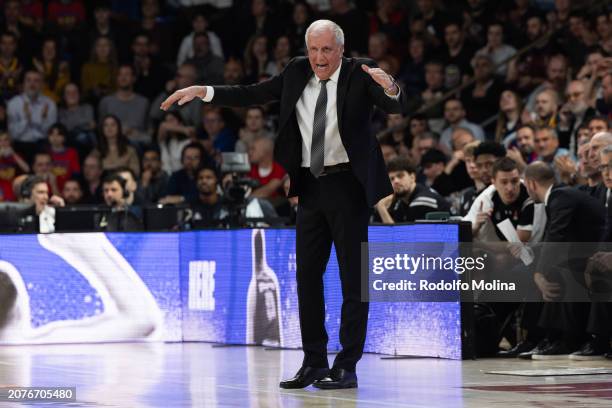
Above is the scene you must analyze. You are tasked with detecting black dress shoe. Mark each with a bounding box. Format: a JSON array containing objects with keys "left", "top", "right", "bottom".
[
  {"left": 497, "top": 341, "right": 535, "bottom": 358},
  {"left": 569, "top": 339, "right": 610, "bottom": 360},
  {"left": 313, "top": 367, "right": 358, "bottom": 389},
  {"left": 279, "top": 366, "right": 329, "bottom": 389},
  {"left": 531, "top": 340, "right": 571, "bottom": 360},
  {"left": 518, "top": 338, "right": 551, "bottom": 360}
]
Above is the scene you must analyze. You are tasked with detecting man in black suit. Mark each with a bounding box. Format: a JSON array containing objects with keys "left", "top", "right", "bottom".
[
  {"left": 519, "top": 162, "right": 606, "bottom": 359},
  {"left": 161, "top": 20, "right": 404, "bottom": 389}
]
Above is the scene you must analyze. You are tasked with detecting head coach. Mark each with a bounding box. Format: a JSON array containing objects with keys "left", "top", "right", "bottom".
[{"left": 161, "top": 19, "right": 405, "bottom": 390}]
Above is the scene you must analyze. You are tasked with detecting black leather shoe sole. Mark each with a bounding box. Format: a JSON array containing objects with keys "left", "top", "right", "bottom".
[{"left": 313, "top": 380, "right": 358, "bottom": 390}]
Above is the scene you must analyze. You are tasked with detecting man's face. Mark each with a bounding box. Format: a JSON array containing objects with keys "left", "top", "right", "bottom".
[
  {"left": 203, "top": 112, "right": 224, "bottom": 136},
  {"left": 465, "top": 155, "right": 480, "bottom": 181},
  {"left": 83, "top": 157, "right": 102, "bottom": 182},
  {"left": 425, "top": 64, "right": 443, "bottom": 89},
  {"left": 31, "top": 183, "right": 49, "bottom": 208},
  {"left": 444, "top": 100, "right": 464, "bottom": 124},
  {"left": 600, "top": 151, "right": 612, "bottom": 189},
  {"left": 487, "top": 25, "right": 503, "bottom": 48},
  {"left": 24, "top": 72, "right": 43, "bottom": 96},
  {"left": 117, "top": 67, "right": 134, "bottom": 90},
  {"left": 103, "top": 181, "right": 124, "bottom": 206},
  {"left": 182, "top": 147, "right": 201, "bottom": 172},
  {"left": 444, "top": 24, "right": 462, "bottom": 48},
  {"left": 452, "top": 131, "right": 473, "bottom": 152},
  {"left": 368, "top": 35, "right": 385, "bottom": 60},
  {"left": 410, "top": 119, "right": 426, "bottom": 136},
  {"left": 389, "top": 170, "right": 416, "bottom": 196},
  {"left": 223, "top": 60, "right": 243, "bottom": 85},
  {"left": 62, "top": 181, "right": 83, "bottom": 204},
  {"left": 535, "top": 91, "right": 556, "bottom": 118},
  {"left": 381, "top": 145, "right": 397, "bottom": 164},
  {"left": 307, "top": 28, "right": 343, "bottom": 81},
  {"left": 566, "top": 81, "right": 587, "bottom": 113},
  {"left": 526, "top": 17, "right": 543, "bottom": 40},
  {"left": 475, "top": 154, "right": 497, "bottom": 185},
  {"left": 524, "top": 178, "right": 540, "bottom": 203},
  {"left": 48, "top": 128, "right": 65, "bottom": 148},
  {"left": 423, "top": 162, "right": 444, "bottom": 181},
  {"left": 493, "top": 169, "right": 521, "bottom": 204},
  {"left": 246, "top": 109, "right": 264, "bottom": 132},
  {"left": 33, "top": 154, "right": 51, "bottom": 175},
  {"left": 143, "top": 151, "right": 161, "bottom": 173},
  {"left": 197, "top": 169, "right": 218, "bottom": 194},
  {"left": 547, "top": 57, "right": 567, "bottom": 86},
  {"left": 517, "top": 127, "right": 535, "bottom": 154},
  {"left": 0, "top": 35, "right": 16, "bottom": 58},
  {"left": 578, "top": 143, "right": 595, "bottom": 177},
  {"left": 534, "top": 130, "right": 559, "bottom": 158},
  {"left": 589, "top": 135, "right": 611, "bottom": 168},
  {"left": 589, "top": 119, "right": 608, "bottom": 136},
  {"left": 473, "top": 57, "right": 493, "bottom": 81},
  {"left": 193, "top": 35, "right": 210, "bottom": 56},
  {"left": 132, "top": 36, "right": 149, "bottom": 58},
  {"left": 248, "top": 140, "right": 267, "bottom": 164},
  {"left": 176, "top": 65, "right": 197, "bottom": 88}
]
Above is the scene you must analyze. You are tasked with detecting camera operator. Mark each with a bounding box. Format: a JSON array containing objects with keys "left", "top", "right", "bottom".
[
  {"left": 221, "top": 171, "right": 278, "bottom": 227},
  {"left": 19, "top": 175, "right": 65, "bottom": 233},
  {"left": 100, "top": 173, "right": 143, "bottom": 232}
]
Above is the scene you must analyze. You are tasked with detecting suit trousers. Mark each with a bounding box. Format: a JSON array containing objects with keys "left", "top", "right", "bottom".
[{"left": 295, "top": 168, "right": 369, "bottom": 372}]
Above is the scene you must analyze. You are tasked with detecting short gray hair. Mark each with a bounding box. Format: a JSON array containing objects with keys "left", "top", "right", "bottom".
[{"left": 305, "top": 19, "right": 344, "bottom": 48}]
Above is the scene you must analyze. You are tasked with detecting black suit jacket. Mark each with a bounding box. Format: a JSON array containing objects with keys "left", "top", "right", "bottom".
[
  {"left": 211, "top": 56, "right": 405, "bottom": 207},
  {"left": 538, "top": 185, "right": 606, "bottom": 275}
]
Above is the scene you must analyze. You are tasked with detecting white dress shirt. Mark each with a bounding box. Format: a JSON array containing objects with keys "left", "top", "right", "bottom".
[{"left": 203, "top": 62, "right": 399, "bottom": 168}]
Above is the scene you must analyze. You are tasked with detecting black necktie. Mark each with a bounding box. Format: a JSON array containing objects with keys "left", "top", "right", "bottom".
[{"left": 310, "top": 79, "right": 329, "bottom": 178}]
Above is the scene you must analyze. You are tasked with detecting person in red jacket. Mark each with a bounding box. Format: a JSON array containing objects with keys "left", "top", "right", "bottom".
[{"left": 47, "top": 123, "right": 80, "bottom": 192}]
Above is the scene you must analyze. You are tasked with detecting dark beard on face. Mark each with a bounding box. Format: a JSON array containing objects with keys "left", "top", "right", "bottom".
[{"left": 520, "top": 145, "right": 534, "bottom": 155}]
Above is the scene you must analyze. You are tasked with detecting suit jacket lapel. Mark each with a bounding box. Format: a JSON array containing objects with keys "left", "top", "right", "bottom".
[
  {"left": 336, "top": 58, "right": 350, "bottom": 138},
  {"left": 279, "top": 61, "right": 312, "bottom": 133}
]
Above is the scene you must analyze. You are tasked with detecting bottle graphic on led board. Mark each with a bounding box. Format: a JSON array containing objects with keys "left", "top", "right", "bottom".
[{"left": 246, "top": 229, "right": 283, "bottom": 347}]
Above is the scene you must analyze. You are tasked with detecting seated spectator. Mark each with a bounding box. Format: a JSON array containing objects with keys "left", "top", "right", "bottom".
[
  {"left": 440, "top": 98, "right": 485, "bottom": 149},
  {"left": 525, "top": 54, "right": 569, "bottom": 112},
  {"left": 460, "top": 54, "right": 505, "bottom": 133},
  {"left": 558, "top": 80, "right": 596, "bottom": 155},
  {"left": 161, "top": 142, "right": 212, "bottom": 204},
  {"left": 380, "top": 141, "right": 398, "bottom": 165},
  {"left": 265, "top": 35, "right": 292, "bottom": 77},
  {"left": 81, "top": 154, "right": 103, "bottom": 204},
  {"left": 98, "top": 65, "right": 150, "bottom": 146},
  {"left": 464, "top": 157, "right": 537, "bottom": 242},
  {"left": 415, "top": 61, "right": 446, "bottom": 132},
  {"left": 495, "top": 90, "right": 523, "bottom": 146},
  {"left": 81, "top": 36, "right": 117, "bottom": 103},
  {"left": 7, "top": 70, "right": 57, "bottom": 160},
  {"left": 1, "top": 0, "right": 39, "bottom": 63},
  {"left": 475, "top": 22, "right": 517, "bottom": 77},
  {"left": 410, "top": 131, "right": 440, "bottom": 166},
  {"left": 31, "top": 151, "right": 60, "bottom": 196},
  {"left": 506, "top": 13, "right": 548, "bottom": 95},
  {"left": 0, "top": 32, "right": 23, "bottom": 101},
  {"left": 0, "top": 132, "right": 29, "bottom": 201},
  {"left": 531, "top": 88, "right": 560, "bottom": 128},
  {"left": 46, "top": 0, "right": 86, "bottom": 29},
  {"left": 58, "top": 82, "right": 96, "bottom": 151},
  {"left": 31, "top": 37, "right": 70, "bottom": 103},
  {"left": 595, "top": 73, "right": 611, "bottom": 118},
  {"left": 223, "top": 58, "right": 245, "bottom": 86},
  {"left": 438, "top": 20, "right": 476, "bottom": 86},
  {"left": 115, "top": 166, "right": 146, "bottom": 206},
  {"left": 420, "top": 147, "right": 463, "bottom": 197},
  {"left": 506, "top": 124, "right": 538, "bottom": 173},
  {"left": 100, "top": 173, "right": 143, "bottom": 232},
  {"left": 176, "top": 13, "right": 224, "bottom": 67},
  {"left": 243, "top": 34, "right": 271, "bottom": 83},
  {"left": 158, "top": 111, "right": 195, "bottom": 175},
  {"left": 374, "top": 157, "right": 449, "bottom": 224},
  {"left": 248, "top": 136, "right": 285, "bottom": 199},
  {"left": 46, "top": 123, "right": 79, "bottom": 192},
  {"left": 588, "top": 116, "right": 610, "bottom": 137},
  {"left": 189, "top": 166, "right": 227, "bottom": 228},
  {"left": 199, "top": 107, "right": 237, "bottom": 155},
  {"left": 140, "top": 147, "right": 168, "bottom": 204},
  {"left": 61, "top": 178, "right": 84, "bottom": 205},
  {"left": 130, "top": 32, "right": 167, "bottom": 100},
  {"left": 19, "top": 174, "right": 65, "bottom": 233},
  {"left": 136, "top": 0, "right": 174, "bottom": 64},
  {"left": 473, "top": 141, "right": 507, "bottom": 187},
  {"left": 93, "top": 115, "right": 140, "bottom": 177},
  {"left": 534, "top": 127, "right": 570, "bottom": 164},
  {"left": 150, "top": 63, "right": 201, "bottom": 128},
  {"left": 185, "top": 32, "right": 225, "bottom": 85},
  {"left": 236, "top": 106, "right": 274, "bottom": 153},
  {"left": 457, "top": 141, "right": 484, "bottom": 216},
  {"left": 397, "top": 36, "right": 426, "bottom": 96}
]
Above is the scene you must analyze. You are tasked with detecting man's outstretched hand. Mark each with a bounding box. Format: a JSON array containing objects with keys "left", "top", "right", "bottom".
[
  {"left": 361, "top": 64, "right": 397, "bottom": 94},
  {"left": 160, "top": 85, "right": 207, "bottom": 111}
]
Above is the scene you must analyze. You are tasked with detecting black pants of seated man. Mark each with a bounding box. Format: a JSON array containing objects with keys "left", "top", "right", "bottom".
[{"left": 296, "top": 168, "right": 369, "bottom": 372}]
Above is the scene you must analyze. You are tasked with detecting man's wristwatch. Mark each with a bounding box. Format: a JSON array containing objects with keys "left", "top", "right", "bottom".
[{"left": 384, "top": 75, "right": 399, "bottom": 95}]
